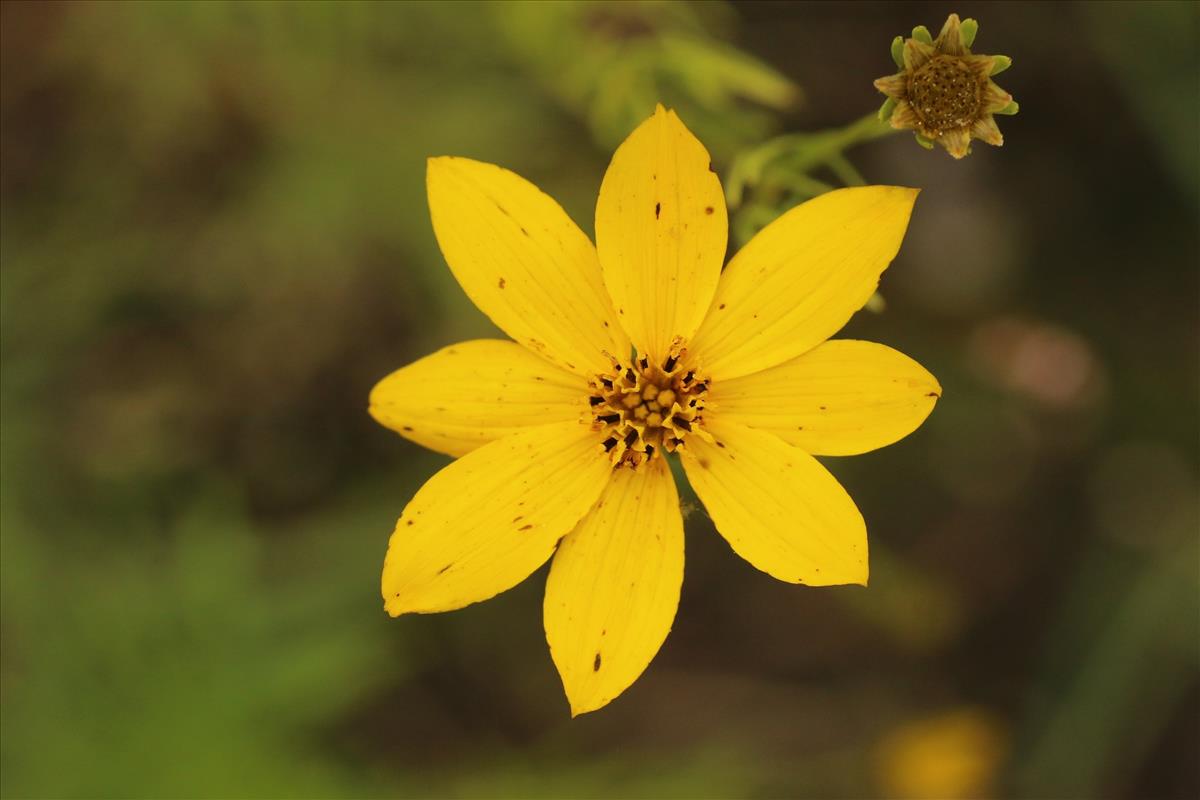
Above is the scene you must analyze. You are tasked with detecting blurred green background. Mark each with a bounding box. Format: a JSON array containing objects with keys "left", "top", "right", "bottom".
[{"left": 2, "top": 2, "right": 1197, "bottom": 798}]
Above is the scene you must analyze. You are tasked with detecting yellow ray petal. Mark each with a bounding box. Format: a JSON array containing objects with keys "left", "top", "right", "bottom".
[
  {"left": 595, "top": 104, "right": 727, "bottom": 364},
  {"left": 427, "top": 157, "right": 629, "bottom": 377},
  {"left": 681, "top": 417, "right": 867, "bottom": 586},
  {"left": 544, "top": 456, "right": 683, "bottom": 716},
  {"left": 382, "top": 421, "right": 612, "bottom": 616},
  {"left": 688, "top": 186, "right": 918, "bottom": 380},
  {"left": 710, "top": 339, "right": 941, "bottom": 456},
  {"left": 369, "top": 339, "right": 588, "bottom": 458}
]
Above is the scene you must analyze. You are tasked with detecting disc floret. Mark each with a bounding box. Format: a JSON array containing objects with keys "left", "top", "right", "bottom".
[{"left": 588, "top": 340, "right": 711, "bottom": 469}]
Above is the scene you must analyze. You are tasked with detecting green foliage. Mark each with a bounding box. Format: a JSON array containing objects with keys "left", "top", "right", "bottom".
[{"left": 492, "top": 0, "right": 799, "bottom": 161}]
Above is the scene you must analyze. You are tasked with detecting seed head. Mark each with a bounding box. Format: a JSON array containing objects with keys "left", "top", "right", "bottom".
[{"left": 873, "top": 14, "right": 1018, "bottom": 159}]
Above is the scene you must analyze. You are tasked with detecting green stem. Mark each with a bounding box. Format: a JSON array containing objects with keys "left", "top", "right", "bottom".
[{"left": 833, "top": 111, "right": 897, "bottom": 150}]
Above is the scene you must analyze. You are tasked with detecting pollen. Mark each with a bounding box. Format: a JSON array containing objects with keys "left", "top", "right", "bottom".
[{"left": 587, "top": 340, "right": 710, "bottom": 469}]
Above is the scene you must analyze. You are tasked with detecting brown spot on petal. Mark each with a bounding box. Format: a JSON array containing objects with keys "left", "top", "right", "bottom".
[{"left": 593, "top": 652, "right": 602, "bottom": 671}]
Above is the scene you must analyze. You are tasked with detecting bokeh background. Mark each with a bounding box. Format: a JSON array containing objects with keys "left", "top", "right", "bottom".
[{"left": 2, "top": 1, "right": 1197, "bottom": 798}]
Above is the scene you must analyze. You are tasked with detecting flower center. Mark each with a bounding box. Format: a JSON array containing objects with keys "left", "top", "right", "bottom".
[
  {"left": 908, "top": 55, "right": 981, "bottom": 134},
  {"left": 587, "top": 342, "right": 709, "bottom": 469}
]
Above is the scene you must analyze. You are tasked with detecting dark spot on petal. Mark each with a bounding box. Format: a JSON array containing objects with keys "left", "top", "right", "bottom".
[
  {"left": 519, "top": 524, "right": 534, "bottom": 531},
  {"left": 705, "top": 206, "right": 714, "bottom": 215},
  {"left": 819, "top": 405, "right": 827, "bottom": 410},
  {"left": 593, "top": 652, "right": 602, "bottom": 671},
  {"left": 402, "top": 426, "right": 414, "bottom": 432},
  {"left": 718, "top": 303, "right": 726, "bottom": 310},
  {"left": 437, "top": 564, "right": 452, "bottom": 575},
  {"left": 926, "top": 391, "right": 940, "bottom": 397},
  {"left": 699, "top": 458, "right": 710, "bottom": 469},
  {"left": 655, "top": 202, "right": 661, "bottom": 218},
  {"left": 498, "top": 277, "right": 506, "bottom": 289},
  {"left": 520, "top": 226, "right": 529, "bottom": 237},
  {"left": 716, "top": 441, "right": 725, "bottom": 448},
  {"left": 513, "top": 515, "right": 524, "bottom": 522}
]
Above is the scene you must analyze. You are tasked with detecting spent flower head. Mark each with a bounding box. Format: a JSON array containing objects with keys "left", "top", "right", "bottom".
[
  {"left": 369, "top": 106, "right": 940, "bottom": 715},
  {"left": 874, "top": 13, "right": 1018, "bottom": 159}
]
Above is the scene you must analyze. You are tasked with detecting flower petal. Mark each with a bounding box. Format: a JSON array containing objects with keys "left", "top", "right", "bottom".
[
  {"left": 970, "top": 115, "right": 1004, "bottom": 147},
  {"left": 689, "top": 186, "right": 918, "bottom": 381},
  {"left": 982, "top": 81, "right": 1014, "bottom": 113},
  {"left": 427, "top": 156, "right": 629, "bottom": 377},
  {"left": 935, "top": 13, "right": 965, "bottom": 56},
  {"left": 710, "top": 339, "right": 941, "bottom": 456},
  {"left": 890, "top": 99, "right": 920, "bottom": 131},
  {"left": 382, "top": 421, "right": 612, "bottom": 616},
  {"left": 940, "top": 128, "right": 971, "bottom": 159},
  {"left": 904, "top": 38, "right": 935, "bottom": 71},
  {"left": 595, "top": 104, "right": 727, "bottom": 364},
  {"left": 873, "top": 73, "right": 908, "bottom": 100},
  {"left": 369, "top": 339, "right": 587, "bottom": 458},
  {"left": 681, "top": 417, "right": 867, "bottom": 586},
  {"left": 544, "top": 456, "right": 683, "bottom": 716}
]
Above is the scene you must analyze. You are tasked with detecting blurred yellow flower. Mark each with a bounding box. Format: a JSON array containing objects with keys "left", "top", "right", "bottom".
[
  {"left": 873, "top": 708, "right": 1008, "bottom": 799},
  {"left": 370, "top": 105, "right": 940, "bottom": 715}
]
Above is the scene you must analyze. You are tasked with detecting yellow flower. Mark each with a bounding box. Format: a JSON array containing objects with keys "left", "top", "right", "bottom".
[
  {"left": 873, "top": 708, "right": 1007, "bottom": 799},
  {"left": 370, "top": 105, "right": 940, "bottom": 716},
  {"left": 874, "top": 13, "right": 1017, "bottom": 159}
]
